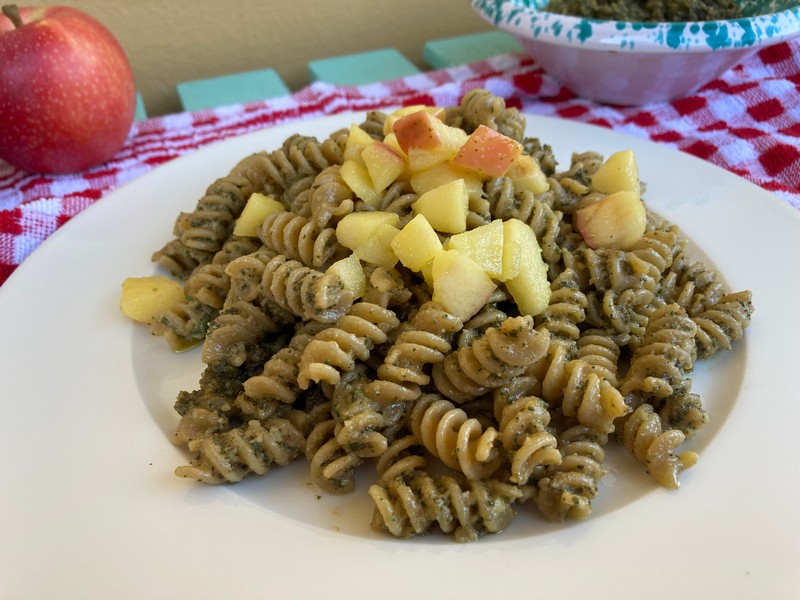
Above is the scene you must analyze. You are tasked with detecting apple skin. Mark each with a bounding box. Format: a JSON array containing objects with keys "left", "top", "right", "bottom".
[{"left": 0, "top": 5, "right": 136, "bottom": 173}]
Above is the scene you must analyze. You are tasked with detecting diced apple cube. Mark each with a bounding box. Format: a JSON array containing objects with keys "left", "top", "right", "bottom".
[
  {"left": 391, "top": 213, "right": 444, "bottom": 272},
  {"left": 392, "top": 110, "right": 467, "bottom": 156},
  {"left": 120, "top": 276, "right": 185, "bottom": 324},
  {"left": 361, "top": 141, "right": 405, "bottom": 192},
  {"left": 336, "top": 211, "right": 400, "bottom": 251},
  {"left": 411, "top": 179, "right": 469, "bottom": 234},
  {"left": 451, "top": 124, "right": 523, "bottom": 178},
  {"left": 409, "top": 161, "right": 483, "bottom": 196},
  {"left": 507, "top": 154, "right": 549, "bottom": 195},
  {"left": 575, "top": 190, "right": 647, "bottom": 250},
  {"left": 431, "top": 250, "right": 497, "bottom": 321},
  {"left": 383, "top": 105, "right": 445, "bottom": 136},
  {"left": 591, "top": 149, "right": 641, "bottom": 197},
  {"left": 326, "top": 254, "right": 366, "bottom": 299},
  {"left": 344, "top": 124, "right": 375, "bottom": 164},
  {"left": 232, "top": 193, "right": 285, "bottom": 237},
  {"left": 353, "top": 223, "right": 400, "bottom": 269},
  {"left": 446, "top": 219, "right": 505, "bottom": 279},
  {"left": 340, "top": 160, "right": 381, "bottom": 207},
  {"left": 502, "top": 219, "right": 550, "bottom": 316}
]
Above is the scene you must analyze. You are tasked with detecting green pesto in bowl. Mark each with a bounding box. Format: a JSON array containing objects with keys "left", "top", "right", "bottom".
[{"left": 544, "top": 0, "right": 744, "bottom": 22}]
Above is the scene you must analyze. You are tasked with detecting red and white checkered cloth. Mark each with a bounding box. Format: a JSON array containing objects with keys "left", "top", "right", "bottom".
[{"left": 1, "top": 41, "right": 798, "bottom": 287}]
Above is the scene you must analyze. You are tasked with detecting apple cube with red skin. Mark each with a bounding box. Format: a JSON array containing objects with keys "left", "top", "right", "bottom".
[
  {"left": 575, "top": 190, "right": 647, "bottom": 250},
  {"left": 392, "top": 110, "right": 467, "bottom": 172},
  {"left": 0, "top": 5, "right": 136, "bottom": 173},
  {"left": 431, "top": 250, "right": 497, "bottom": 321},
  {"left": 451, "top": 125, "right": 523, "bottom": 178},
  {"left": 382, "top": 105, "right": 445, "bottom": 136},
  {"left": 361, "top": 141, "right": 405, "bottom": 192}
]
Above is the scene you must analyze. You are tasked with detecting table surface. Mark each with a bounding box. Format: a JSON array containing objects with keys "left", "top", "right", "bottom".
[{"left": 1, "top": 41, "right": 798, "bottom": 288}]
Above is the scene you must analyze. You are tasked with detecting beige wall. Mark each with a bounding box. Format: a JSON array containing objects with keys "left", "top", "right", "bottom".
[{"left": 36, "top": 1, "right": 493, "bottom": 116}]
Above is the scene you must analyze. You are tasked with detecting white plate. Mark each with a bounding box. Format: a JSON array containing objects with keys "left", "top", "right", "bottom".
[{"left": 1, "top": 113, "right": 798, "bottom": 600}]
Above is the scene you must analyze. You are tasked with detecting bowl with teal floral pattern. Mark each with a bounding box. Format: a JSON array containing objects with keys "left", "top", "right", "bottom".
[{"left": 471, "top": 0, "right": 800, "bottom": 105}]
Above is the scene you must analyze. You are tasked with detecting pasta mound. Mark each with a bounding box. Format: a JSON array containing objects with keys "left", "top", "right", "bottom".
[{"left": 136, "top": 89, "right": 753, "bottom": 542}]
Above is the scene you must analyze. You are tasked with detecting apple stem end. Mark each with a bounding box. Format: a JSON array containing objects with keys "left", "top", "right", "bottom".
[{"left": 2, "top": 4, "right": 23, "bottom": 29}]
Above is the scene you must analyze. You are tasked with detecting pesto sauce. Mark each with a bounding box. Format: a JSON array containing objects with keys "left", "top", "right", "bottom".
[{"left": 544, "top": 0, "right": 744, "bottom": 21}]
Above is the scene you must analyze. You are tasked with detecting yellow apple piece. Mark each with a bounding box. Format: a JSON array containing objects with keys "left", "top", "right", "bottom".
[
  {"left": 446, "top": 219, "right": 505, "bottom": 279},
  {"left": 353, "top": 222, "right": 400, "bottom": 269},
  {"left": 335, "top": 211, "right": 400, "bottom": 251},
  {"left": 361, "top": 141, "right": 405, "bottom": 192},
  {"left": 431, "top": 250, "right": 497, "bottom": 321},
  {"left": 232, "top": 192, "right": 285, "bottom": 237},
  {"left": 574, "top": 190, "right": 647, "bottom": 250},
  {"left": 343, "top": 123, "right": 375, "bottom": 164},
  {"left": 390, "top": 213, "right": 444, "bottom": 271},
  {"left": 383, "top": 104, "right": 445, "bottom": 136},
  {"left": 451, "top": 124, "right": 523, "bottom": 178},
  {"left": 411, "top": 178, "right": 469, "bottom": 234},
  {"left": 120, "top": 276, "right": 185, "bottom": 324},
  {"left": 340, "top": 159, "right": 380, "bottom": 207},
  {"left": 326, "top": 254, "right": 366, "bottom": 299},
  {"left": 507, "top": 154, "right": 549, "bottom": 195},
  {"left": 591, "top": 149, "right": 641, "bottom": 197},
  {"left": 409, "top": 161, "right": 482, "bottom": 196},
  {"left": 502, "top": 219, "right": 550, "bottom": 316}
]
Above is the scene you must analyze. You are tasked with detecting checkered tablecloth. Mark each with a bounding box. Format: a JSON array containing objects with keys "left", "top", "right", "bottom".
[{"left": 1, "top": 40, "right": 798, "bottom": 287}]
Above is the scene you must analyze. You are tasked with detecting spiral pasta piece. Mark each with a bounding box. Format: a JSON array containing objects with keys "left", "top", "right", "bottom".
[
  {"left": 410, "top": 394, "right": 502, "bottom": 480},
  {"left": 535, "top": 425, "right": 608, "bottom": 521},
  {"left": 369, "top": 470, "right": 527, "bottom": 542},
  {"left": 494, "top": 395, "right": 561, "bottom": 485},
  {"left": 620, "top": 303, "right": 697, "bottom": 400},
  {"left": 329, "top": 367, "right": 398, "bottom": 458},
  {"left": 175, "top": 415, "right": 307, "bottom": 484},
  {"left": 692, "top": 291, "right": 753, "bottom": 359},
  {"left": 261, "top": 254, "right": 354, "bottom": 323},
  {"left": 297, "top": 301, "right": 400, "bottom": 388},
  {"left": 306, "top": 165, "right": 356, "bottom": 228},
  {"left": 432, "top": 315, "right": 550, "bottom": 403},
  {"left": 574, "top": 329, "right": 622, "bottom": 387},
  {"left": 660, "top": 252, "right": 727, "bottom": 317},
  {"left": 201, "top": 301, "right": 282, "bottom": 367},
  {"left": 242, "top": 322, "right": 326, "bottom": 405},
  {"left": 258, "top": 209, "right": 346, "bottom": 270},
  {"left": 621, "top": 403, "right": 698, "bottom": 489},
  {"left": 561, "top": 360, "right": 629, "bottom": 434},
  {"left": 375, "top": 435, "right": 428, "bottom": 482},
  {"left": 658, "top": 392, "right": 708, "bottom": 439},
  {"left": 306, "top": 419, "right": 363, "bottom": 494},
  {"left": 445, "top": 88, "right": 525, "bottom": 142},
  {"left": 152, "top": 175, "right": 252, "bottom": 276},
  {"left": 536, "top": 268, "right": 587, "bottom": 346},
  {"left": 367, "top": 301, "right": 463, "bottom": 405},
  {"left": 582, "top": 247, "right": 662, "bottom": 294}
]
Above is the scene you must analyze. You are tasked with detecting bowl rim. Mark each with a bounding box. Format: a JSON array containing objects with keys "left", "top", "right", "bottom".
[{"left": 471, "top": 0, "right": 800, "bottom": 53}]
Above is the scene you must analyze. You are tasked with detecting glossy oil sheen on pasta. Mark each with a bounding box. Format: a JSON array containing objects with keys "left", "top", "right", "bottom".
[{"left": 137, "top": 89, "right": 753, "bottom": 542}]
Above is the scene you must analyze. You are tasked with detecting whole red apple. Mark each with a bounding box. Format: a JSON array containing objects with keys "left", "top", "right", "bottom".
[{"left": 0, "top": 4, "right": 136, "bottom": 174}]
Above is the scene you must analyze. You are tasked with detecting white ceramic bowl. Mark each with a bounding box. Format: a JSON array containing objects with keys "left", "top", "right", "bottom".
[{"left": 471, "top": 0, "right": 800, "bottom": 105}]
